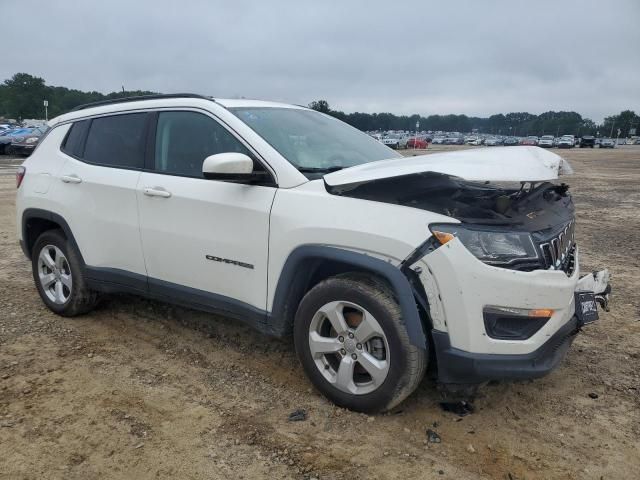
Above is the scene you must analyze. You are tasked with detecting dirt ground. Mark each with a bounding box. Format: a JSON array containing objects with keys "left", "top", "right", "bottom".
[{"left": 0, "top": 146, "right": 638, "bottom": 480}]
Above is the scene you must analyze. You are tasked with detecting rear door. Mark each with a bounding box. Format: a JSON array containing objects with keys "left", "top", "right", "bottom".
[
  {"left": 136, "top": 110, "right": 276, "bottom": 312},
  {"left": 56, "top": 113, "right": 149, "bottom": 288}
]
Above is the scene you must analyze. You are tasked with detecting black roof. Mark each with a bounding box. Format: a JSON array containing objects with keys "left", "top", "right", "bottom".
[{"left": 70, "top": 93, "right": 213, "bottom": 112}]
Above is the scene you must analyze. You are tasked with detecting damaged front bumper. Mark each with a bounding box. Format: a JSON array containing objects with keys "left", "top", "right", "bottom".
[
  {"left": 432, "top": 314, "right": 580, "bottom": 384},
  {"left": 413, "top": 238, "right": 610, "bottom": 385}
]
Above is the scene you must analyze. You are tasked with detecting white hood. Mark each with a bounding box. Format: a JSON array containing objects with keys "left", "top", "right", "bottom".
[{"left": 324, "top": 146, "right": 573, "bottom": 187}]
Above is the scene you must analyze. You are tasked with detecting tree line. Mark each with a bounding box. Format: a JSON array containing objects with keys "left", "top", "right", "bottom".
[
  {"left": 311, "top": 101, "right": 639, "bottom": 138},
  {"left": 0, "top": 73, "right": 155, "bottom": 121},
  {"left": 0, "top": 73, "right": 637, "bottom": 138}
]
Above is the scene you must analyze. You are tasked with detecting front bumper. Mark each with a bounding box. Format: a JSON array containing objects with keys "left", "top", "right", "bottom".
[
  {"left": 412, "top": 237, "right": 611, "bottom": 385},
  {"left": 11, "top": 144, "right": 35, "bottom": 155},
  {"left": 432, "top": 315, "right": 579, "bottom": 384},
  {"left": 418, "top": 238, "right": 580, "bottom": 355}
]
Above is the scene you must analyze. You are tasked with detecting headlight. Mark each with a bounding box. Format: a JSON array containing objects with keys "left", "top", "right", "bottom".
[
  {"left": 13, "top": 137, "right": 24, "bottom": 143},
  {"left": 26, "top": 137, "right": 39, "bottom": 144},
  {"left": 429, "top": 223, "right": 539, "bottom": 266}
]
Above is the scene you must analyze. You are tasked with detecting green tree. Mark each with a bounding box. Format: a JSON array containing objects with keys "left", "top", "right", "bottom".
[
  {"left": 0, "top": 73, "right": 47, "bottom": 119},
  {"left": 601, "top": 110, "right": 640, "bottom": 137},
  {"left": 308, "top": 99, "right": 331, "bottom": 113}
]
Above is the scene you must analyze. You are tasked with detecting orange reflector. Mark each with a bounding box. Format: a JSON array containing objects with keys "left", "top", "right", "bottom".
[
  {"left": 528, "top": 309, "right": 554, "bottom": 318},
  {"left": 433, "top": 230, "right": 455, "bottom": 245}
]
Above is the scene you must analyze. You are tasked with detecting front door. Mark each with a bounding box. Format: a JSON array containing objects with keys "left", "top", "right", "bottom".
[{"left": 136, "top": 110, "right": 276, "bottom": 314}]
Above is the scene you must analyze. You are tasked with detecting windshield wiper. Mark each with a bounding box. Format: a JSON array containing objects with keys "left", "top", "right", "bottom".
[{"left": 297, "top": 166, "right": 344, "bottom": 173}]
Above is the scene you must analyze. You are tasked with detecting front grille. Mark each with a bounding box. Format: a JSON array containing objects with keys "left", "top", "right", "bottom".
[{"left": 538, "top": 220, "right": 576, "bottom": 275}]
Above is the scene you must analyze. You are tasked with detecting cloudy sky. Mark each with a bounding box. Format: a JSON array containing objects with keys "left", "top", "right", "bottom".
[{"left": 4, "top": 0, "right": 638, "bottom": 122}]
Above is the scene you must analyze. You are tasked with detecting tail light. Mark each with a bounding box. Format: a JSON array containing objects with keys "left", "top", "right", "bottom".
[{"left": 16, "top": 166, "right": 26, "bottom": 189}]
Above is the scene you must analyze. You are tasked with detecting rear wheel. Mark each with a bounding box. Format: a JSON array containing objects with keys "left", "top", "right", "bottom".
[
  {"left": 32, "top": 230, "right": 99, "bottom": 316},
  {"left": 294, "top": 274, "right": 427, "bottom": 413}
]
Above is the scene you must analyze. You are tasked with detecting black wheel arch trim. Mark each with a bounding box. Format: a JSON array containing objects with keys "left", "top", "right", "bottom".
[
  {"left": 22, "top": 208, "right": 86, "bottom": 264},
  {"left": 268, "top": 245, "right": 428, "bottom": 349}
]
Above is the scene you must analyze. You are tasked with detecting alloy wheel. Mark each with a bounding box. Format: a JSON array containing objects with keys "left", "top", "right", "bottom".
[
  {"left": 308, "top": 301, "right": 390, "bottom": 395},
  {"left": 37, "top": 245, "right": 72, "bottom": 304}
]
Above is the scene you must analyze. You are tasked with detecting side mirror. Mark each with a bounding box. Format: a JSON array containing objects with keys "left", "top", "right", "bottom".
[{"left": 202, "top": 152, "right": 254, "bottom": 181}]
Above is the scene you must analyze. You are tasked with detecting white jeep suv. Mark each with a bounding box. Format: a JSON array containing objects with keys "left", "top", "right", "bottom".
[{"left": 16, "top": 94, "right": 606, "bottom": 412}]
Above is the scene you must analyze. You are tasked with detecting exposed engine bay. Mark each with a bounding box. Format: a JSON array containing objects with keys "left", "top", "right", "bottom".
[{"left": 327, "top": 172, "right": 574, "bottom": 231}]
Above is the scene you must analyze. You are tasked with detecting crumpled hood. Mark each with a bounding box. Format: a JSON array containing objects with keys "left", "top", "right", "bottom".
[{"left": 324, "top": 146, "right": 573, "bottom": 187}]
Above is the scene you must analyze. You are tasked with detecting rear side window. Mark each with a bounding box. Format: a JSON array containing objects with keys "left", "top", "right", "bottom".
[
  {"left": 61, "top": 120, "right": 90, "bottom": 157},
  {"left": 154, "top": 111, "right": 250, "bottom": 177},
  {"left": 83, "top": 113, "right": 147, "bottom": 169}
]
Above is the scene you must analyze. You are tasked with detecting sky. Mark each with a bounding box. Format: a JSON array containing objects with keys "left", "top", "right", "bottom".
[{"left": 3, "top": 0, "right": 639, "bottom": 122}]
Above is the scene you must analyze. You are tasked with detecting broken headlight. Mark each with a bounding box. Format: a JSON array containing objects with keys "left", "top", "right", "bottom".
[{"left": 429, "top": 223, "right": 539, "bottom": 267}]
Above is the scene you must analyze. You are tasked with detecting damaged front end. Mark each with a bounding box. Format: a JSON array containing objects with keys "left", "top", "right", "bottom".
[
  {"left": 324, "top": 147, "right": 611, "bottom": 391},
  {"left": 329, "top": 171, "right": 577, "bottom": 273}
]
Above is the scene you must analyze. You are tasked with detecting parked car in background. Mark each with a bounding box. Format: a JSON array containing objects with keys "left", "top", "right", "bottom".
[
  {"left": 520, "top": 136, "right": 538, "bottom": 146},
  {"left": 382, "top": 134, "right": 402, "bottom": 149},
  {"left": 485, "top": 137, "right": 502, "bottom": 146},
  {"left": 0, "top": 128, "right": 35, "bottom": 154},
  {"left": 538, "top": 135, "right": 555, "bottom": 148},
  {"left": 599, "top": 138, "right": 615, "bottom": 148},
  {"left": 431, "top": 136, "right": 446, "bottom": 145},
  {"left": 503, "top": 137, "right": 519, "bottom": 146},
  {"left": 444, "top": 135, "right": 464, "bottom": 145},
  {"left": 465, "top": 136, "right": 482, "bottom": 146},
  {"left": 557, "top": 135, "right": 575, "bottom": 148},
  {"left": 9, "top": 126, "right": 49, "bottom": 156},
  {"left": 579, "top": 135, "right": 595, "bottom": 148},
  {"left": 406, "top": 136, "right": 429, "bottom": 149}
]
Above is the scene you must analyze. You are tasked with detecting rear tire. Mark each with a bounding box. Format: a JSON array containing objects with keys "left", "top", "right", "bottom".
[
  {"left": 294, "top": 273, "right": 427, "bottom": 413},
  {"left": 32, "top": 230, "right": 99, "bottom": 316}
]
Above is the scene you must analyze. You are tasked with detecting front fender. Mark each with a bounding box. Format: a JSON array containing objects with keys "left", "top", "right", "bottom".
[{"left": 268, "top": 245, "right": 427, "bottom": 349}]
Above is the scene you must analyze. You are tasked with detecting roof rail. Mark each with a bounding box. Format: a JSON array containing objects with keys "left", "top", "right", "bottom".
[{"left": 70, "top": 93, "right": 214, "bottom": 112}]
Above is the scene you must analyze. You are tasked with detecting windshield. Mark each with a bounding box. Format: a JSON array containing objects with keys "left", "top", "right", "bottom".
[{"left": 230, "top": 107, "right": 400, "bottom": 176}]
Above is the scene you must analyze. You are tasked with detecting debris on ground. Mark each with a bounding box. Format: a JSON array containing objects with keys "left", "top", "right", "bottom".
[
  {"left": 426, "top": 429, "right": 441, "bottom": 444},
  {"left": 588, "top": 392, "right": 599, "bottom": 399},
  {"left": 288, "top": 408, "right": 308, "bottom": 422},
  {"left": 439, "top": 401, "right": 475, "bottom": 417}
]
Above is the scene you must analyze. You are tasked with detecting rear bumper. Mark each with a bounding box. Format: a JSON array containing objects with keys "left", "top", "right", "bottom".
[{"left": 432, "top": 315, "right": 579, "bottom": 384}]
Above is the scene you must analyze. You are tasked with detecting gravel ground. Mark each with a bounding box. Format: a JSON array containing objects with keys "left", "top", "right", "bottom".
[{"left": 0, "top": 147, "right": 638, "bottom": 479}]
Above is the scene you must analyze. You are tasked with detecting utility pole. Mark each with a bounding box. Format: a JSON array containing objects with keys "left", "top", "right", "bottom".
[{"left": 43, "top": 100, "right": 48, "bottom": 122}]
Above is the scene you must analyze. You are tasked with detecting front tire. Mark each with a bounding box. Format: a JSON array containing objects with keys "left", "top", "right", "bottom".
[
  {"left": 294, "top": 274, "right": 427, "bottom": 413},
  {"left": 32, "top": 230, "right": 99, "bottom": 316}
]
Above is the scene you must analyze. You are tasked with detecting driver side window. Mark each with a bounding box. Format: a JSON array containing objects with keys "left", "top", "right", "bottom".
[{"left": 154, "top": 111, "right": 250, "bottom": 177}]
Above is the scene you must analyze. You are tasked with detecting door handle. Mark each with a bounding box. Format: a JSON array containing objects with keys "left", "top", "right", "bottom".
[
  {"left": 143, "top": 187, "right": 172, "bottom": 198},
  {"left": 60, "top": 174, "right": 82, "bottom": 184}
]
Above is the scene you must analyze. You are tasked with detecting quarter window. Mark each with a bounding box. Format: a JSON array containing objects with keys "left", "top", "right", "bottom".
[
  {"left": 61, "top": 120, "right": 90, "bottom": 158},
  {"left": 83, "top": 113, "right": 147, "bottom": 168},
  {"left": 154, "top": 111, "right": 250, "bottom": 177}
]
